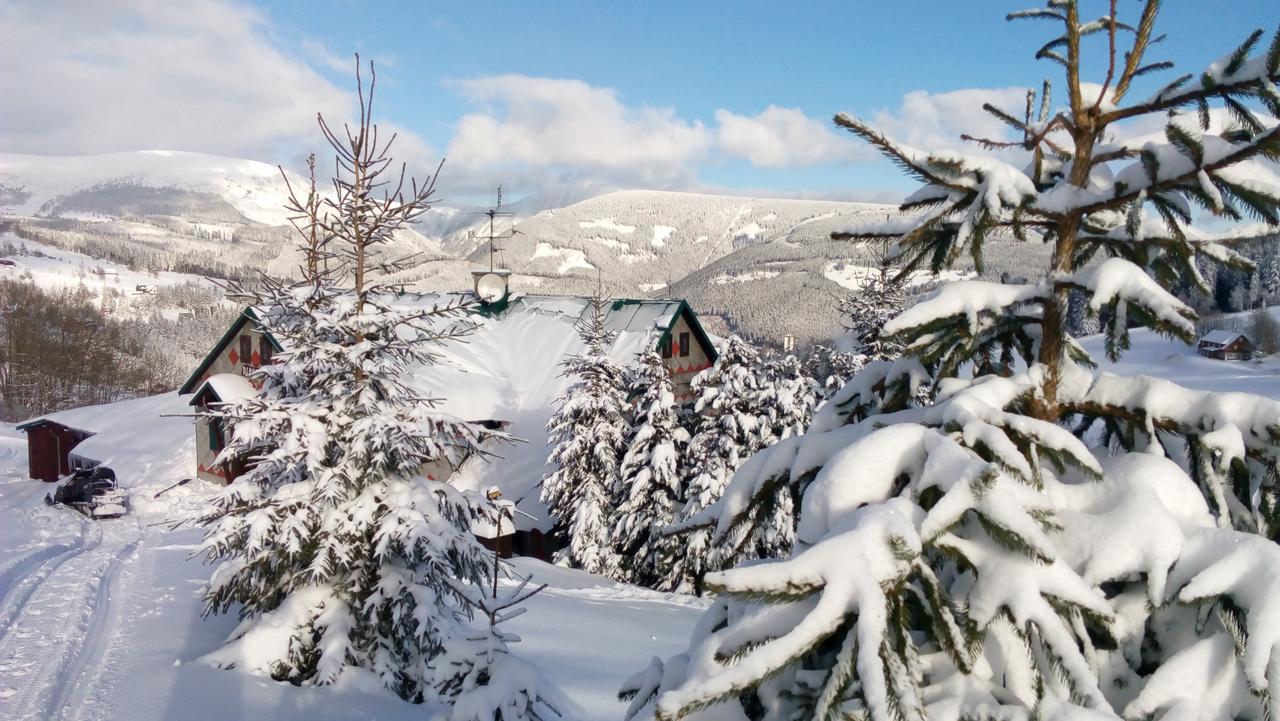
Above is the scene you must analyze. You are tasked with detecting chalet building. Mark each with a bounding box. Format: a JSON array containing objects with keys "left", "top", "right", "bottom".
[
  {"left": 1197, "top": 330, "right": 1257, "bottom": 360},
  {"left": 177, "top": 274, "right": 718, "bottom": 558},
  {"left": 177, "top": 308, "right": 281, "bottom": 483}
]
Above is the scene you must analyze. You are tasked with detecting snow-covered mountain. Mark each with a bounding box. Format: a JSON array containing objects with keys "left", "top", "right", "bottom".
[
  {"left": 0, "top": 150, "right": 448, "bottom": 281},
  {"left": 458, "top": 189, "right": 890, "bottom": 286},
  {"left": 0, "top": 150, "right": 296, "bottom": 226},
  {"left": 2, "top": 150, "right": 1040, "bottom": 345}
]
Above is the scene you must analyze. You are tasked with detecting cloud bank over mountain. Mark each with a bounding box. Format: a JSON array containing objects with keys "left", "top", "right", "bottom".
[{"left": 0, "top": 0, "right": 1051, "bottom": 207}]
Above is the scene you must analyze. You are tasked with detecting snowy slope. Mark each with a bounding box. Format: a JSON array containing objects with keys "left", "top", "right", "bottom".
[
  {"left": 463, "top": 189, "right": 892, "bottom": 289},
  {"left": 0, "top": 234, "right": 218, "bottom": 313},
  {"left": 0, "top": 151, "right": 298, "bottom": 226},
  {"left": 1081, "top": 324, "right": 1280, "bottom": 397}
]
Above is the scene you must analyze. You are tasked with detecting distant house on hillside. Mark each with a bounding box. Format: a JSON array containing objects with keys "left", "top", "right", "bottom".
[
  {"left": 1197, "top": 330, "right": 1257, "bottom": 360},
  {"left": 177, "top": 279, "right": 718, "bottom": 558}
]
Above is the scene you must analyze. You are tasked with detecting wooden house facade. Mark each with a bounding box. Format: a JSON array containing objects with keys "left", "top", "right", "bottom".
[{"left": 1197, "top": 330, "right": 1257, "bottom": 360}]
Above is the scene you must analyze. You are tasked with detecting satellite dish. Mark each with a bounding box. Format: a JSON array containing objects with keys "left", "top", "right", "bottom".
[{"left": 475, "top": 272, "right": 508, "bottom": 303}]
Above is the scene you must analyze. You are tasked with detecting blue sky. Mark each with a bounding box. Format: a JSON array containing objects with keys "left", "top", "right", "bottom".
[{"left": 2, "top": 1, "right": 1276, "bottom": 206}]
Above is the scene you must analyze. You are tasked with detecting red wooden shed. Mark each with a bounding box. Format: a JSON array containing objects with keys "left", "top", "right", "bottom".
[{"left": 14, "top": 418, "right": 95, "bottom": 482}]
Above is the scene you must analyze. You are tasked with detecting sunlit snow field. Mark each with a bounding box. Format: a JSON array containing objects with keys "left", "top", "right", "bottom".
[{"left": 0, "top": 425, "right": 703, "bottom": 721}]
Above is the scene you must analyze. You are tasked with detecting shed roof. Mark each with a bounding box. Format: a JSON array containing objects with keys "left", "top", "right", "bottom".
[
  {"left": 19, "top": 392, "right": 194, "bottom": 487},
  {"left": 188, "top": 373, "right": 257, "bottom": 407}
]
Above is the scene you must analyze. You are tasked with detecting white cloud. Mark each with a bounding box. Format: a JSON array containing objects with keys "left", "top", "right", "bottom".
[
  {"left": 0, "top": 0, "right": 354, "bottom": 160},
  {"left": 715, "top": 106, "right": 867, "bottom": 167},
  {"left": 867, "top": 87, "right": 1032, "bottom": 154},
  {"left": 445, "top": 75, "right": 711, "bottom": 191}
]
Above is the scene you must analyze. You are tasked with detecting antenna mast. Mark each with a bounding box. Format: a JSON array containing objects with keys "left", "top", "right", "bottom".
[{"left": 473, "top": 185, "right": 518, "bottom": 272}]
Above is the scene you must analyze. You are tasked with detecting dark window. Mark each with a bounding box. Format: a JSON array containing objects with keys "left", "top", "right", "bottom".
[
  {"left": 209, "top": 419, "right": 225, "bottom": 452},
  {"left": 239, "top": 335, "right": 252, "bottom": 365},
  {"left": 679, "top": 332, "right": 690, "bottom": 357},
  {"left": 660, "top": 335, "right": 673, "bottom": 358},
  {"left": 259, "top": 336, "right": 273, "bottom": 364}
]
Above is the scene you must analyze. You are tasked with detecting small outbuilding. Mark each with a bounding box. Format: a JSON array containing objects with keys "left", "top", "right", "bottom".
[
  {"left": 1197, "top": 330, "right": 1257, "bottom": 360},
  {"left": 16, "top": 393, "right": 193, "bottom": 484},
  {"left": 14, "top": 418, "right": 95, "bottom": 482}
]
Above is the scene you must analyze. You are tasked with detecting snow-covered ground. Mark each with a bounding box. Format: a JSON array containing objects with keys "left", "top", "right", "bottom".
[
  {"left": 0, "top": 236, "right": 216, "bottom": 312},
  {"left": 0, "top": 417, "right": 702, "bottom": 721},
  {"left": 1082, "top": 325, "right": 1280, "bottom": 397},
  {"left": 823, "top": 262, "right": 977, "bottom": 290},
  {"left": 2, "top": 317, "right": 1278, "bottom": 720}
]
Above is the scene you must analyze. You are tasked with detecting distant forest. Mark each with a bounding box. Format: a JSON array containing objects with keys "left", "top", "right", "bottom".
[{"left": 0, "top": 274, "right": 236, "bottom": 422}]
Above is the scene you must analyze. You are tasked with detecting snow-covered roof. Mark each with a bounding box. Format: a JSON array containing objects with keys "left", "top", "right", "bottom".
[
  {"left": 405, "top": 293, "right": 706, "bottom": 531},
  {"left": 188, "top": 373, "right": 257, "bottom": 405},
  {"left": 19, "top": 392, "right": 195, "bottom": 488},
  {"left": 1199, "top": 330, "right": 1252, "bottom": 346}
]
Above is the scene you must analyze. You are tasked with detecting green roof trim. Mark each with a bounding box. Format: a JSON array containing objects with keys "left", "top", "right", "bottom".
[
  {"left": 654, "top": 300, "right": 719, "bottom": 363},
  {"left": 177, "top": 307, "right": 283, "bottom": 395}
]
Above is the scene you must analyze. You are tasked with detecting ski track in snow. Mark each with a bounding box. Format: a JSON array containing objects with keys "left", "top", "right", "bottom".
[{"left": 0, "top": 519, "right": 142, "bottom": 721}]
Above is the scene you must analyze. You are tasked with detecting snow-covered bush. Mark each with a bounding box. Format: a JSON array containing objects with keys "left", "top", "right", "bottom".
[
  {"left": 625, "top": 4, "right": 1280, "bottom": 720},
  {"left": 541, "top": 294, "right": 631, "bottom": 577}
]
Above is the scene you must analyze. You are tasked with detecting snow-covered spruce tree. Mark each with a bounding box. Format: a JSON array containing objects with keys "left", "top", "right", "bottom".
[
  {"left": 196, "top": 61, "right": 497, "bottom": 703},
  {"left": 432, "top": 540, "right": 564, "bottom": 721},
  {"left": 541, "top": 294, "right": 631, "bottom": 577},
  {"left": 612, "top": 348, "right": 690, "bottom": 588},
  {"left": 624, "top": 6, "right": 1280, "bottom": 721},
  {"left": 723, "top": 352, "right": 820, "bottom": 562},
  {"left": 838, "top": 241, "right": 912, "bottom": 362},
  {"left": 758, "top": 353, "right": 818, "bottom": 443},
  {"left": 663, "top": 335, "right": 771, "bottom": 594},
  {"left": 803, "top": 343, "right": 865, "bottom": 400}
]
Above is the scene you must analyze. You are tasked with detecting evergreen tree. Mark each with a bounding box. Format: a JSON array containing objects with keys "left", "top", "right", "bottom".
[
  {"left": 758, "top": 353, "right": 817, "bottom": 443},
  {"left": 663, "top": 335, "right": 770, "bottom": 594},
  {"left": 196, "top": 60, "right": 495, "bottom": 703},
  {"left": 625, "top": 6, "right": 1280, "bottom": 720},
  {"left": 612, "top": 349, "right": 690, "bottom": 588},
  {"left": 838, "top": 241, "right": 911, "bottom": 361},
  {"left": 1264, "top": 251, "right": 1280, "bottom": 304},
  {"left": 541, "top": 295, "right": 631, "bottom": 577},
  {"left": 432, "top": 507, "right": 564, "bottom": 721},
  {"left": 802, "top": 343, "right": 865, "bottom": 399}
]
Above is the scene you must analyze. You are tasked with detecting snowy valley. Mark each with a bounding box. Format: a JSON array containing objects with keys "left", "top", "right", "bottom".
[
  {"left": 2, "top": 323, "right": 1279, "bottom": 720},
  {"left": 0, "top": 150, "right": 1062, "bottom": 346},
  {"left": 7, "top": 2, "right": 1280, "bottom": 721}
]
